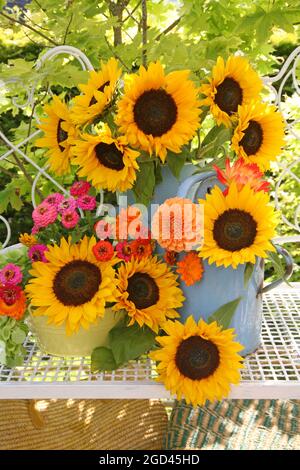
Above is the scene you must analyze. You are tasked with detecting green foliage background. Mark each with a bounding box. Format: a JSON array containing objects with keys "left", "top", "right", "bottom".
[{"left": 0, "top": 0, "right": 299, "bottom": 279}]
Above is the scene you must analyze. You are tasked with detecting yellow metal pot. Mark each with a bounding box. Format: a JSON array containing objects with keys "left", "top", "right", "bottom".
[{"left": 27, "top": 307, "right": 124, "bottom": 357}]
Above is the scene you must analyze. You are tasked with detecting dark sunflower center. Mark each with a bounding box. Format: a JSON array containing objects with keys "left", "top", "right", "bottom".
[
  {"left": 240, "top": 120, "right": 263, "bottom": 155},
  {"left": 127, "top": 272, "right": 159, "bottom": 309},
  {"left": 215, "top": 77, "right": 243, "bottom": 115},
  {"left": 95, "top": 142, "right": 125, "bottom": 171},
  {"left": 133, "top": 88, "right": 177, "bottom": 137},
  {"left": 213, "top": 209, "right": 257, "bottom": 252},
  {"left": 53, "top": 260, "right": 102, "bottom": 306},
  {"left": 89, "top": 81, "right": 110, "bottom": 106},
  {"left": 175, "top": 336, "right": 220, "bottom": 380},
  {"left": 57, "top": 119, "right": 68, "bottom": 152}
]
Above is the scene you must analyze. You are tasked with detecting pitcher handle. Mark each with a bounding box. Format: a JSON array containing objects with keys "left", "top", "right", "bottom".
[
  {"left": 177, "top": 171, "right": 217, "bottom": 201},
  {"left": 259, "top": 245, "right": 294, "bottom": 294}
]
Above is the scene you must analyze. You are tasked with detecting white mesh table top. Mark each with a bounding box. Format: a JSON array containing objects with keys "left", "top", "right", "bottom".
[{"left": 0, "top": 284, "right": 300, "bottom": 399}]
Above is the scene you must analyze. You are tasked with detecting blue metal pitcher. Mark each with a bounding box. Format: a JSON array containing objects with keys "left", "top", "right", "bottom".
[{"left": 153, "top": 165, "right": 293, "bottom": 355}]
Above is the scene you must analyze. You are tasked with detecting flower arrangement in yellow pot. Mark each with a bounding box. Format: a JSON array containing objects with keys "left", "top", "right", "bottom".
[{"left": 0, "top": 51, "right": 291, "bottom": 408}]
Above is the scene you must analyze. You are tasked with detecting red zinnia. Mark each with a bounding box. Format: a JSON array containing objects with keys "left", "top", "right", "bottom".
[
  {"left": 92, "top": 240, "right": 114, "bottom": 262},
  {"left": 164, "top": 250, "right": 178, "bottom": 266}
]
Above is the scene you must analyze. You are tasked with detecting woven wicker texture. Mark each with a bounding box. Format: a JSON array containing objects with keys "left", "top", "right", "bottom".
[
  {"left": 0, "top": 399, "right": 168, "bottom": 450},
  {"left": 165, "top": 400, "right": 300, "bottom": 450}
]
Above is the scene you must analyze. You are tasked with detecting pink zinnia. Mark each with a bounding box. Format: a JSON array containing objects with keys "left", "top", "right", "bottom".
[
  {"left": 58, "top": 197, "right": 77, "bottom": 214},
  {"left": 70, "top": 181, "right": 91, "bottom": 197},
  {"left": 76, "top": 195, "right": 97, "bottom": 211},
  {"left": 28, "top": 244, "right": 49, "bottom": 263},
  {"left": 31, "top": 225, "right": 39, "bottom": 235},
  {"left": 61, "top": 210, "right": 80, "bottom": 229},
  {"left": 94, "top": 220, "right": 112, "bottom": 240},
  {"left": 0, "top": 283, "right": 22, "bottom": 306},
  {"left": 32, "top": 202, "right": 57, "bottom": 228},
  {"left": 116, "top": 241, "right": 133, "bottom": 262},
  {"left": 44, "top": 193, "right": 64, "bottom": 207},
  {"left": 0, "top": 264, "right": 23, "bottom": 286}
]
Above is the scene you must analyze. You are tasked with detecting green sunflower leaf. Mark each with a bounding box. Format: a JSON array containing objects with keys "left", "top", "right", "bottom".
[
  {"left": 208, "top": 297, "right": 242, "bottom": 330},
  {"left": 244, "top": 262, "right": 255, "bottom": 288},
  {"left": 109, "top": 323, "right": 156, "bottom": 366},
  {"left": 91, "top": 346, "right": 118, "bottom": 372},
  {"left": 132, "top": 161, "right": 155, "bottom": 206},
  {"left": 167, "top": 150, "right": 188, "bottom": 179}
]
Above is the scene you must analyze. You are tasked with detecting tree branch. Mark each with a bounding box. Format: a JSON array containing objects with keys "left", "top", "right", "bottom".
[
  {"left": 107, "top": 0, "right": 131, "bottom": 46},
  {"left": 141, "top": 0, "right": 147, "bottom": 66},
  {"left": 123, "top": 1, "right": 142, "bottom": 24},
  {"left": 11, "top": 153, "right": 43, "bottom": 200},
  {"left": 21, "top": 10, "right": 50, "bottom": 32},
  {"left": 104, "top": 36, "right": 130, "bottom": 71},
  {"left": 33, "top": 0, "right": 46, "bottom": 14},
  {"left": 0, "top": 11, "right": 59, "bottom": 46},
  {"left": 23, "top": 30, "right": 50, "bottom": 48},
  {"left": 155, "top": 16, "right": 182, "bottom": 41},
  {"left": 0, "top": 165, "right": 16, "bottom": 178},
  {"left": 63, "top": 13, "right": 73, "bottom": 45}
]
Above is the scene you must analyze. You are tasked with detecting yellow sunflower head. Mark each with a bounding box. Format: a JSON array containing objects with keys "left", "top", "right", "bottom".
[
  {"left": 150, "top": 316, "right": 244, "bottom": 406},
  {"left": 113, "top": 256, "right": 185, "bottom": 332},
  {"left": 115, "top": 61, "right": 200, "bottom": 162},
  {"left": 70, "top": 58, "right": 121, "bottom": 126},
  {"left": 26, "top": 236, "right": 118, "bottom": 335},
  {"left": 35, "top": 95, "right": 76, "bottom": 175},
  {"left": 231, "top": 102, "right": 285, "bottom": 171},
  {"left": 199, "top": 183, "right": 278, "bottom": 268},
  {"left": 200, "top": 56, "right": 262, "bottom": 127},
  {"left": 72, "top": 124, "right": 140, "bottom": 192}
]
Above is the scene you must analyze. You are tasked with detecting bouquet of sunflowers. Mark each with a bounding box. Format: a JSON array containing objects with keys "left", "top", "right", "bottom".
[{"left": 0, "top": 53, "right": 287, "bottom": 407}]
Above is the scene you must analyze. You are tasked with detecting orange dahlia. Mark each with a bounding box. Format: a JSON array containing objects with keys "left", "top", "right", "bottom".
[
  {"left": 214, "top": 158, "right": 270, "bottom": 195},
  {"left": 0, "top": 285, "right": 26, "bottom": 321},
  {"left": 177, "top": 251, "right": 204, "bottom": 286},
  {"left": 151, "top": 197, "right": 203, "bottom": 252}
]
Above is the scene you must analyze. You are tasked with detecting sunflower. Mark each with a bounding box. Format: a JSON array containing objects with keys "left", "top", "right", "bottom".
[
  {"left": 72, "top": 125, "right": 140, "bottom": 192},
  {"left": 113, "top": 256, "right": 184, "bottom": 332},
  {"left": 115, "top": 61, "right": 200, "bottom": 162},
  {"left": 26, "top": 236, "right": 118, "bottom": 335},
  {"left": 70, "top": 58, "right": 121, "bottom": 126},
  {"left": 200, "top": 56, "right": 262, "bottom": 127},
  {"left": 150, "top": 316, "right": 244, "bottom": 406},
  {"left": 199, "top": 183, "right": 278, "bottom": 268},
  {"left": 231, "top": 102, "right": 285, "bottom": 171},
  {"left": 35, "top": 96, "right": 76, "bottom": 175}
]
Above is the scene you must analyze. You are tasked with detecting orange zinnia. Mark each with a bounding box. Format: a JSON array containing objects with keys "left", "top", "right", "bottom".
[
  {"left": 177, "top": 252, "right": 204, "bottom": 286},
  {"left": 131, "top": 239, "right": 152, "bottom": 260},
  {"left": 151, "top": 197, "right": 203, "bottom": 252}
]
